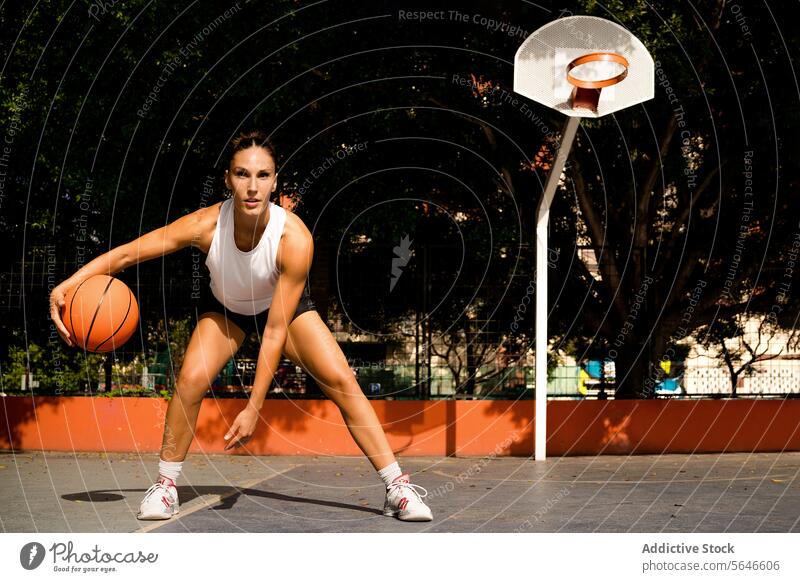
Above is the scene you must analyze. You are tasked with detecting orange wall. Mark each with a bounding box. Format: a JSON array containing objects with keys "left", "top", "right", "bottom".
[{"left": 1, "top": 397, "right": 798, "bottom": 456}]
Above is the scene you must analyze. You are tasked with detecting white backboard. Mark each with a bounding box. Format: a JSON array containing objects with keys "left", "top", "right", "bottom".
[{"left": 514, "top": 15, "right": 654, "bottom": 118}]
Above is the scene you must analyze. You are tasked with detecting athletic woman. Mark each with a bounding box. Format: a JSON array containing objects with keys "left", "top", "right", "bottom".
[{"left": 49, "top": 130, "right": 433, "bottom": 522}]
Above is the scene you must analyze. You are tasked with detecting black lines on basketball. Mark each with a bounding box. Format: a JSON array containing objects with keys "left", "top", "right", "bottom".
[
  {"left": 94, "top": 285, "right": 134, "bottom": 352},
  {"left": 61, "top": 275, "right": 140, "bottom": 353}
]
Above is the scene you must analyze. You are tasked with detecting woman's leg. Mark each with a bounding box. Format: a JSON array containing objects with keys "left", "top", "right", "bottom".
[
  {"left": 160, "top": 312, "right": 246, "bottom": 462},
  {"left": 282, "top": 311, "right": 396, "bottom": 471}
]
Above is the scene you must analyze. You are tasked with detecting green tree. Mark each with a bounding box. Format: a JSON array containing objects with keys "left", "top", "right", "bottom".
[
  {"left": 2, "top": 0, "right": 798, "bottom": 401},
  {"left": 544, "top": 0, "right": 800, "bottom": 396}
]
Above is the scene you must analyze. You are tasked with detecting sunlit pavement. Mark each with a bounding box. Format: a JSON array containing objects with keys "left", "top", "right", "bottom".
[{"left": 1, "top": 451, "right": 798, "bottom": 533}]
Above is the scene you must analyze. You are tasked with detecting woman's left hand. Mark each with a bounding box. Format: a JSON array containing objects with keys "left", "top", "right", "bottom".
[{"left": 224, "top": 404, "right": 260, "bottom": 450}]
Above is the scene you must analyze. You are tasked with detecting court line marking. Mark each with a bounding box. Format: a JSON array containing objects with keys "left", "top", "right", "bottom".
[
  {"left": 135, "top": 465, "right": 298, "bottom": 533},
  {"left": 430, "top": 469, "right": 797, "bottom": 485}
]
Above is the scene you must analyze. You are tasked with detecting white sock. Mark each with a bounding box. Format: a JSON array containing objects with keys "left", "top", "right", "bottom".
[
  {"left": 378, "top": 461, "right": 403, "bottom": 487},
  {"left": 158, "top": 459, "right": 183, "bottom": 485}
]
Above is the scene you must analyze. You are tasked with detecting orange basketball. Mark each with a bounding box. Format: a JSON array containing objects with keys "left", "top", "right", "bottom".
[{"left": 61, "top": 275, "right": 139, "bottom": 352}]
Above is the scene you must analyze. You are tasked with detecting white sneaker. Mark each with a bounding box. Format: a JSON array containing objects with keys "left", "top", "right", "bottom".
[
  {"left": 137, "top": 476, "right": 179, "bottom": 520},
  {"left": 384, "top": 474, "right": 433, "bottom": 521}
]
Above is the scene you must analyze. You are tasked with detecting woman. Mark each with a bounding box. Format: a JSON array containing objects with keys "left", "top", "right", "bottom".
[{"left": 49, "top": 130, "right": 432, "bottom": 522}]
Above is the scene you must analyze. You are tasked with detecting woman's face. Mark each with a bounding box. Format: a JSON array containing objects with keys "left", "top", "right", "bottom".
[{"left": 225, "top": 146, "right": 277, "bottom": 216}]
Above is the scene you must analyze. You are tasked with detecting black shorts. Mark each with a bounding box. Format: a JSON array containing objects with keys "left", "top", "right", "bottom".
[{"left": 196, "top": 287, "right": 316, "bottom": 338}]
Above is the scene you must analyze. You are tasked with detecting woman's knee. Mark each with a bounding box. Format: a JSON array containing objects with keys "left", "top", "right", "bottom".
[
  {"left": 173, "top": 371, "right": 211, "bottom": 406},
  {"left": 319, "top": 369, "right": 359, "bottom": 397},
  {"left": 323, "top": 373, "right": 370, "bottom": 410}
]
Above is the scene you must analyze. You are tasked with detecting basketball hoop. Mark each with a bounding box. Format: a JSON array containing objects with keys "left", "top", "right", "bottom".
[
  {"left": 514, "top": 16, "right": 653, "bottom": 118},
  {"left": 513, "top": 15, "right": 654, "bottom": 461},
  {"left": 566, "top": 52, "right": 630, "bottom": 112}
]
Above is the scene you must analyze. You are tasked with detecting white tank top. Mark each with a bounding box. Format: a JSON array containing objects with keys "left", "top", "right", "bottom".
[{"left": 205, "top": 198, "right": 287, "bottom": 315}]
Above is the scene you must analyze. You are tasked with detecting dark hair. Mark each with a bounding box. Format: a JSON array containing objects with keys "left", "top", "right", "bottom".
[{"left": 229, "top": 129, "right": 278, "bottom": 170}]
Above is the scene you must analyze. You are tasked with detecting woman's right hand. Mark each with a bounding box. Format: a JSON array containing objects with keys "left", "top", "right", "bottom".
[{"left": 49, "top": 284, "right": 73, "bottom": 347}]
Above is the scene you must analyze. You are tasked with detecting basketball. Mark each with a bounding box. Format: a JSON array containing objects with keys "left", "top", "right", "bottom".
[{"left": 61, "top": 275, "right": 139, "bottom": 352}]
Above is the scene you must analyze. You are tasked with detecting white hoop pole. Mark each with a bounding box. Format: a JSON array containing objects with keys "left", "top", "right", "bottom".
[{"left": 535, "top": 116, "right": 581, "bottom": 461}]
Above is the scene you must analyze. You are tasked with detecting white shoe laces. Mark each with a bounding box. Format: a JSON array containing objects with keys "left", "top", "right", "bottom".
[
  {"left": 142, "top": 481, "right": 175, "bottom": 503},
  {"left": 387, "top": 479, "right": 429, "bottom": 501}
]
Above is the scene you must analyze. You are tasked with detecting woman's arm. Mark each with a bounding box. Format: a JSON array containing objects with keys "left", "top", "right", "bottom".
[
  {"left": 49, "top": 207, "right": 210, "bottom": 346},
  {"left": 224, "top": 216, "right": 314, "bottom": 449}
]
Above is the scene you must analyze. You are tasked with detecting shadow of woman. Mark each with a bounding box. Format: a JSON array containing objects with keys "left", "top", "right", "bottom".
[
  {"left": 63, "top": 485, "right": 382, "bottom": 516},
  {"left": 209, "top": 488, "right": 382, "bottom": 515}
]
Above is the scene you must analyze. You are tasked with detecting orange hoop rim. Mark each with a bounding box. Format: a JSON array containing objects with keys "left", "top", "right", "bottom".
[{"left": 566, "top": 52, "right": 630, "bottom": 89}]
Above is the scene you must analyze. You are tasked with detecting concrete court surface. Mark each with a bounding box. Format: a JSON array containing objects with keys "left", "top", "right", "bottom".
[{"left": 1, "top": 450, "right": 798, "bottom": 533}]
